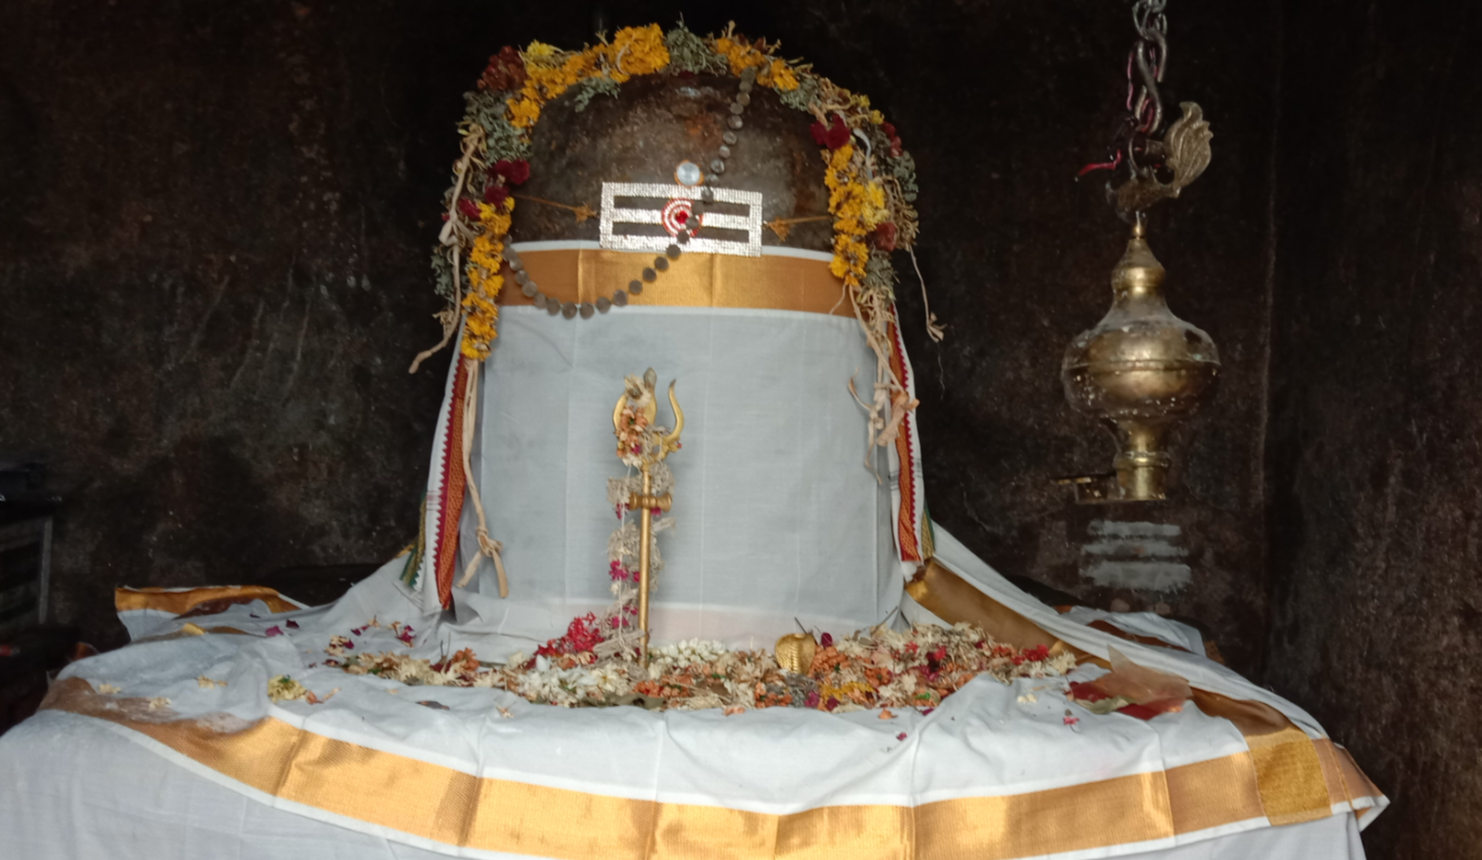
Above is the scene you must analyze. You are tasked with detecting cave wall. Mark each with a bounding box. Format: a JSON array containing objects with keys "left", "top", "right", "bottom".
[
  {"left": 0, "top": 0, "right": 1278, "bottom": 669},
  {"left": 1265, "top": 0, "right": 1482, "bottom": 855},
  {"left": 0, "top": 0, "right": 467, "bottom": 648}
]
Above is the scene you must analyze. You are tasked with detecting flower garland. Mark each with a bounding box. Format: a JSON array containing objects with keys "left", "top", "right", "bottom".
[
  {"left": 411, "top": 21, "right": 937, "bottom": 610},
  {"left": 424, "top": 21, "right": 928, "bottom": 384},
  {"left": 319, "top": 622, "right": 1077, "bottom": 713}
]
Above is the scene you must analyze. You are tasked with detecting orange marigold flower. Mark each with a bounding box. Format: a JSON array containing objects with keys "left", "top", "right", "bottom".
[
  {"left": 761, "top": 58, "right": 799, "bottom": 91},
  {"left": 507, "top": 96, "right": 541, "bottom": 128},
  {"left": 606, "top": 24, "right": 669, "bottom": 81}
]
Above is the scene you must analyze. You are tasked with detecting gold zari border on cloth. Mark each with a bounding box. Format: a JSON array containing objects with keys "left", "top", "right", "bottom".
[
  {"left": 906, "top": 559, "right": 1383, "bottom": 827},
  {"left": 115, "top": 585, "right": 301, "bottom": 616},
  {"left": 499, "top": 248, "right": 854, "bottom": 317},
  {"left": 42, "top": 676, "right": 1381, "bottom": 860}
]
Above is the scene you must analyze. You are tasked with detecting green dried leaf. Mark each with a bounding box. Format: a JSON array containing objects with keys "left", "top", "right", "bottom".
[
  {"left": 888, "top": 150, "right": 920, "bottom": 203},
  {"left": 863, "top": 249, "right": 898, "bottom": 303},
  {"left": 570, "top": 75, "right": 621, "bottom": 112},
  {"left": 665, "top": 23, "right": 728, "bottom": 75},
  {"left": 431, "top": 248, "right": 456, "bottom": 301},
  {"left": 463, "top": 89, "right": 531, "bottom": 161},
  {"left": 776, "top": 73, "right": 821, "bottom": 113}
]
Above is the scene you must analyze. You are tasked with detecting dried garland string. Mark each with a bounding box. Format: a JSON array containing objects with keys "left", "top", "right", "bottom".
[
  {"left": 408, "top": 125, "right": 486, "bottom": 374},
  {"left": 455, "top": 358, "right": 508, "bottom": 598}
]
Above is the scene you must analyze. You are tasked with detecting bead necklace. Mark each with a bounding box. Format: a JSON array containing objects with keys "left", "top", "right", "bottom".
[{"left": 510, "top": 66, "right": 758, "bottom": 320}]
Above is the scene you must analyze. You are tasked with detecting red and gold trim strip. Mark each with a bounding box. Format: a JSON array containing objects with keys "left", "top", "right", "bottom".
[
  {"left": 886, "top": 314, "right": 925, "bottom": 563},
  {"left": 432, "top": 358, "right": 472, "bottom": 609}
]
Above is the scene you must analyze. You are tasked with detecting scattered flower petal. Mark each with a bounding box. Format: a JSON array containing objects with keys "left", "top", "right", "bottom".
[
  {"left": 267, "top": 675, "right": 308, "bottom": 703},
  {"left": 1116, "top": 703, "right": 1160, "bottom": 720},
  {"left": 305, "top": 688, "right": 340, "bottom": 705}
]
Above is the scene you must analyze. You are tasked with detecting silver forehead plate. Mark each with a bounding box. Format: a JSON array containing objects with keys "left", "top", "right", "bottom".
[{"left": 600, "top": 182, "right": 763, "bottom": 258}]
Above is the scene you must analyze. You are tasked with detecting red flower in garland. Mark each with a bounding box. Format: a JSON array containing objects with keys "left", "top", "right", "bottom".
[
  {"left": 457, "top": 197, "right": 481, "bottom": 219},
  {"left": 880, "top": 121, "right": 903, "bottom": 158},
  {"left": 494, "top": 158, "right": 531, "bottom": 186},
  {"left": 479, "top": 45, "right": 526, "bottom": 93},
  {"left": 810, "top": 115, "right": 851, "bottom": 150},
  {"left": 871, "top": 222, "right": 898, "bottom": 252},
  {"left": 483, "top": 183, "right": 510, "bottom": 207}
]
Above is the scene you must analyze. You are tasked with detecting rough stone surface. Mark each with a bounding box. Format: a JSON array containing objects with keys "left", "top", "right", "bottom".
[
  {"left": 1266, "top": 1, "right": 1482, "bottom": 856},
  {"left": 0, "top": 0, "right": 469, "bottom": 649},
  {"left": 519, "top": 74, "right": 833, "bottom": 250},
  {"left": 0, "top": 1, "right": 1278, "bottom": 672}
]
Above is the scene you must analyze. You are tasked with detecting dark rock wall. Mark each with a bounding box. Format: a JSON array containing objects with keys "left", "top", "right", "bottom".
[
  {"left": 0, "top": 0, "right": 1279, "bottom": 669},
  {"left": 0, "top": 0, "right": 470, "bottom": 648},
  {"left": 1266, "top": 1, "right": 1482, "bottom": 856}
]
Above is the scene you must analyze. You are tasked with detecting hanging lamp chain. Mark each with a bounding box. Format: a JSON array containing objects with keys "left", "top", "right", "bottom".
[
  {"left": 1126, "top": 0, "right": 1169, "bottom": 172},
  {"left": 1080, "top": 0, "right": 1213, "bottom": 223}
]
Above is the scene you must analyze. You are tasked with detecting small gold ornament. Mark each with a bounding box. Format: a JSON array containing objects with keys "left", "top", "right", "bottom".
[
  {"left": 613, "top": 368, "right": 684, "bottom": 658},
  {"left": 774, "top": 632, "right": 818, "bottom": 674}
]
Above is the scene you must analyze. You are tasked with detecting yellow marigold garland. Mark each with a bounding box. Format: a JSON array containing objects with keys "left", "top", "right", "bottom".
[
  {"left": 458, "top": 198, "right": 514, "bottom": 361},
  {"left": 430, "top": 21, "right": 924, "bottom": 368}
]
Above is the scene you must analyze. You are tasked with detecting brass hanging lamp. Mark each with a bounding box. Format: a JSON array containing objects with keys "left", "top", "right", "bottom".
[{"left": 1060, "top": 0, "right": 1219, "bottom": 504}]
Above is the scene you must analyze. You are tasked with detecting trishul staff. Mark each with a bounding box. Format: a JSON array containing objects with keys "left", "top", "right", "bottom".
[{"left": 612, "top": 369, "right": 683, "bottom": 658}]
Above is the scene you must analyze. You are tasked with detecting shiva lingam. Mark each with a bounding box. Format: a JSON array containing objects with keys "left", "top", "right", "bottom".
[
  {"left": 1060, "top": 0, "right": 1220, "bottom": 503},
  {"left": 612, "top": 369, "right": 684, "bottom": 657}
]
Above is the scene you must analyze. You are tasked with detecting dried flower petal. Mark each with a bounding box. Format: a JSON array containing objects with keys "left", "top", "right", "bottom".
[
  {"left": 494, "top": 159, "right": 531, "bottom": 186},
  {"left": 810, "top": 115, "right": 851, "bottom": 150}
]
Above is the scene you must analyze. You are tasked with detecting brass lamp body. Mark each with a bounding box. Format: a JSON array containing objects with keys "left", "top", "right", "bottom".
[{"left": 1061, "top": 224, "right": 1220, "bottom": 503}]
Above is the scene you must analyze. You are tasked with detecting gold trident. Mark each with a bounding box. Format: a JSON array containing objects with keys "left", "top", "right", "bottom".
[{"left": 612, "top": 370, "right": 684, "bottom": 658}]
